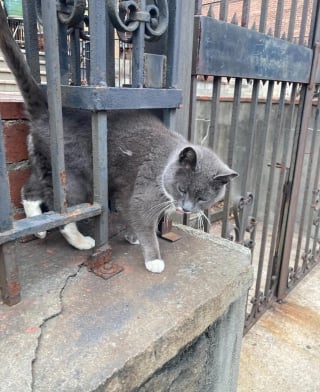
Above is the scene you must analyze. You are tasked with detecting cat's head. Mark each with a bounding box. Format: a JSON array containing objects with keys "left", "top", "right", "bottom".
[{"left": 163, "top": 146, "right": 238, "bottom": 214}]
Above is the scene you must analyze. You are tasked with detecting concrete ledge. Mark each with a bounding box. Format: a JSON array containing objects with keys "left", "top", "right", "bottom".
[{"left": 0, "top": 225, "right": 252, "bottom": 392}]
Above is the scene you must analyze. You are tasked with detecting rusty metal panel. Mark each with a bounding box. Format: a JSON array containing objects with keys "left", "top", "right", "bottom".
[{"left": 193, "top": 16, "right": 313, "bottom": 83}]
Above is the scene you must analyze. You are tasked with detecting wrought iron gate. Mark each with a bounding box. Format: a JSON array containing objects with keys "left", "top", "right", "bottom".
[
  {"left": 0, "top": 0, "right": 183, "bottom": 304},
  {"left": 190, "top": 0, "right": 320, "bottom": 331}
]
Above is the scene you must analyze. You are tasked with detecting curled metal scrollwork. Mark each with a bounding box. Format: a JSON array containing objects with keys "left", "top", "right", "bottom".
[
  {"left": 36, "top": 0, "right": 89, "bottom": 40},
  {"left": 56, "top": 0, "right": 86, "bottom": 27},
  {"left": 107, "top": 0, "right": 169, "bottom": 42}
]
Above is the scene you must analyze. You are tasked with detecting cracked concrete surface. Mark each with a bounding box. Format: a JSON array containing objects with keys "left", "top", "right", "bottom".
[
  {"left": 0, "top": 226, "right": 252, "bottom": 392},
  {"left": 31, "top": 264, "right": 84, "bottom": 390},
  {"left": 0, "top": 232, "right": 91, "bottom": 392}
]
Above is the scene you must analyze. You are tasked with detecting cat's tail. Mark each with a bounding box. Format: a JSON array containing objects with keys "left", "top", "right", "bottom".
[{"left": 0, "top": 3, "right": 47, "bottom": 119}]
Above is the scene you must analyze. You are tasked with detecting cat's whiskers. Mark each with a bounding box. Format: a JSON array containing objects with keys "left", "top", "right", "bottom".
[
  {"left": 142, "top": 200, "right": 176, "bottom": 223},
  {"left": 196, "top": 211, "right": 210, "bottom": 232}
]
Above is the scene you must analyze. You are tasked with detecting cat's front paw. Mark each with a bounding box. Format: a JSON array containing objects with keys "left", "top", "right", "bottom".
[
  {"left": 76, "top": 235, "right": 95, "bottom": 250},
  {"left": 35, "top": 231, "right": 47, "bottom": 239},
  {"left": 145, "top": 259, "right": 165, "bottom": 273},
  {"left": 124, "top": 233, "right": 140, "bottom": 245}
]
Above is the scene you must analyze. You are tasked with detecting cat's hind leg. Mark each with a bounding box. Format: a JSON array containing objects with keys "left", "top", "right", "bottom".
[
  {"left": 22, "top": 173, "right": 48, "bottom": 238},
  {"left": 60, "top": 222, "right": 95, "bottom": 250},
  {"left": 22, "top": 199, "right": 47, "bottom": 238}
]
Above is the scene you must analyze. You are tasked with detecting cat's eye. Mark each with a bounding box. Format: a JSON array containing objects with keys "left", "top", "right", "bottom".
[
  {"left": 178, "top": 185, "right": 187, "bottom": 194},
  {"left": 198, "top": 197, "right": 207, "bottom": 202}
]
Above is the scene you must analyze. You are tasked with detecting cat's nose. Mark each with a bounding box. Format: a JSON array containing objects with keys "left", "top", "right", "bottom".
[{"left": 182, "top": 207, "right": 191, "bottom": 213}]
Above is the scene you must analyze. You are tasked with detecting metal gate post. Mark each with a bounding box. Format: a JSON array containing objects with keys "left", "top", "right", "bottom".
[
  {"left": 277, "top": 5, "right": 320, "bottom": 298},
  {"left": 0, "top": 118, "right": 20, "bottom": 305}
]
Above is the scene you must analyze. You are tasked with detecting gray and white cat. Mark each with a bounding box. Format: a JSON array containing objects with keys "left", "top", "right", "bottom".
[{"left": 0, "top": 4, "right": 237, "bottom": 273}]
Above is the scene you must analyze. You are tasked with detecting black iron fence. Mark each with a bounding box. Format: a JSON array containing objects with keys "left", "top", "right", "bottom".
[
  {"left": 190, "top": 0, "right": 320, "bottom": 331},
  {"left": 0, "top": 0, "right": 183, "bottom": 305}
]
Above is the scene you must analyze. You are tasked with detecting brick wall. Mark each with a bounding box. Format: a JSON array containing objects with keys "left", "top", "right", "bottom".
[
  {"left": 201, "top": 0, "right": 313, "bottom": 42},
  {"left": 0, "top": 98, "right": 29, "bottom": 220}
]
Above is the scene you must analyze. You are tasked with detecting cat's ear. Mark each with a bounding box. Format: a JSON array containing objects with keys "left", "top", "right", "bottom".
[
  {"left": 179, "top": 147, "right": 197, "bottom": 170},
  {"left": 214, "top": 170, "right": 238, "bottom": 185}
]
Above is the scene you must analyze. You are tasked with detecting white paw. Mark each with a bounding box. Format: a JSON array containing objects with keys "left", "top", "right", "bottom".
[
  {"left": 74, "top": 235, "right": 95, "bottom": 250},
  {"left": 145, "top": 259, "right": 165, "bottom": 273},
  {"left": 60, "top": 222, "right": 95, "bottom": 250},
  {"left": 35, "top": 231, "right": 47, "bottom": 239},
  {"left": 124, "top": 233, "right": 140, "bottom": 245}
]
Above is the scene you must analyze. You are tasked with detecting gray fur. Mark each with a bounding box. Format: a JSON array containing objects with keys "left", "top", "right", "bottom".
[{"left": 0, "top": 4, "right": 237, "bottom": 272}]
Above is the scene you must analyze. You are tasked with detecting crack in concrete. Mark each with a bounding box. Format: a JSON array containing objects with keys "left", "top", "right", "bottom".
[{"left": 30, "top": 263, "right": 84, "bottom": 391}]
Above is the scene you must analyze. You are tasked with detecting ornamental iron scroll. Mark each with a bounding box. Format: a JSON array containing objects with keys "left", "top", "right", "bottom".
[
  {"left": 107, "top": 0, "right": 169, "bottom": 42},
  {"left": 228, "top": 192, "right": 257, "bottom": 250},
  {"left": 36, "top": 0, "right": 87, "bottom": 32}
]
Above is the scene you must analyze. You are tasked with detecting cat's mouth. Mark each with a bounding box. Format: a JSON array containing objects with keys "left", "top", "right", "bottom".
[{"left": 175, "top": 207, "right": 192, "bottom": 215}]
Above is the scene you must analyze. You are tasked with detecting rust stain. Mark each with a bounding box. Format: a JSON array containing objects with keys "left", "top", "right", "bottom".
[
  {"left": 276, "top": 301, "right": 320, "bottom": 333},
  {"left": 60, "top": 170, "right": 67, "bottom": 185},
  {"left": 85, "top": 245, "right": 123, "bottom": 280},
  {"left": 260, "top": 300, "right": 320, "bottom": 347}
]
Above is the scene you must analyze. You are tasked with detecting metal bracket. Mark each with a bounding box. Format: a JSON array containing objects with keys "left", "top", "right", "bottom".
[
  {"left": 85, "top": 245, "right": 123, "bottom": 279},
  {"left": 159, "top": 218, "right": 182, "bottom": 242}
]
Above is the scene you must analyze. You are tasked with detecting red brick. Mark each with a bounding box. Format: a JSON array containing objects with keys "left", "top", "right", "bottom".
[
  {"left": 0, "top": 99, "right": 26, "bottom": 120},
  {"left": 3, "top": 121, "right": 29, "bottom": 163},
  {"left": 12, "top": 211, "right": 26, "bottom": 220},
  {"left": 8, "top": 167, "right": 31, "bottom": 208}
]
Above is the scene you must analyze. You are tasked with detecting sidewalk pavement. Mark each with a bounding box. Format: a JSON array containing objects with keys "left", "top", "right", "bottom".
[{"left": 238, "top": 263, "right": 320, "bottom": 392}]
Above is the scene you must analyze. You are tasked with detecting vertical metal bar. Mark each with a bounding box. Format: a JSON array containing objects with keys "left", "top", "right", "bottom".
[
  {"left": 208, "top": 77, "right": 221, "bottom": 149},
  {"left": 241, "top": 0, "right": 251, "bottom": 28},
  {"left": 238, "top": 80, "right": 259, "bottom": 242},
  {"left": 308, "top": 0, "right": 319, "bottom": 47},
  {"left": 311, "top": 151, "right": 320, "bottom": 258},
  {"left": 89, "top": 0, "right": 107, "bottom": 86},
  {"left": 278, "top": 88, "right": 317, "bottom": 297},
  {"left": 263, "top": 83, "right": 288, "bottom": 299},
  {"left": 297, "top": 99, "right": 320, "bottom": 272},
  {"left": 274, "top": 0, "right": 284, "bottom": 38},
  {"left": 221, "top": 78, "right": 242, "bottom": 238},
  {"left": 89, "top": 0, "right": 109, "bottom": 248},
  {"left": 287, "top": 0, "right": 298, "bottom": 42},
  {"left": 106, "top": 11, "right": 115, "bottom": 87},
  {"left": 91, "top": 113, "right": 109, "bottom": 248},
  {"left": 22, "top": 0, "right": 40, "bottom": 82},
  {"left": 58, "top": 23, "right": 69, "bottom": 85},
  {"left": 219, "top": 0, "right": 229, "bottom": 21},
  {"left": 278, "top": 1, "right": 320, "bottom": 298},
  {"left": 163, "top": 0, "right": 182, "bottom": 130},
  {"left": 41, "top": 0, "right": 67, "bottom": 213},
  {"left": 268, "top": 83, "right": 298, "bottom": 292},
  {"left": 69, "top": 28, "right": 81, "bottom": 86},
  {"left": 254, "top": 83, "right": 286, "bottom": 307},
  {"left": 242, "top": 80, "right": 260, "bottom": 196},
  {"left": 0, "top": 242, "right": 20, "bottom": 306},
  {"left": 0, "top": 118, "right": 12, "bottom": 232},
  {"left": 259, "top": 0, "right": 269, "bottom": 33},
  {"left": 187, "top": 76, "right": 198, "bottom": 144},
  {"left": 250, "top": 81, "right": 275, "bottom": 245},
  {"left": 0, "top": 119, "right": 20, "bottom": 305},
  {"left": 132, "top": 0, "right": 146, "bottom": 88},
  {"left": 299, "top": 0, "right": 310, "bottom": 45}
]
